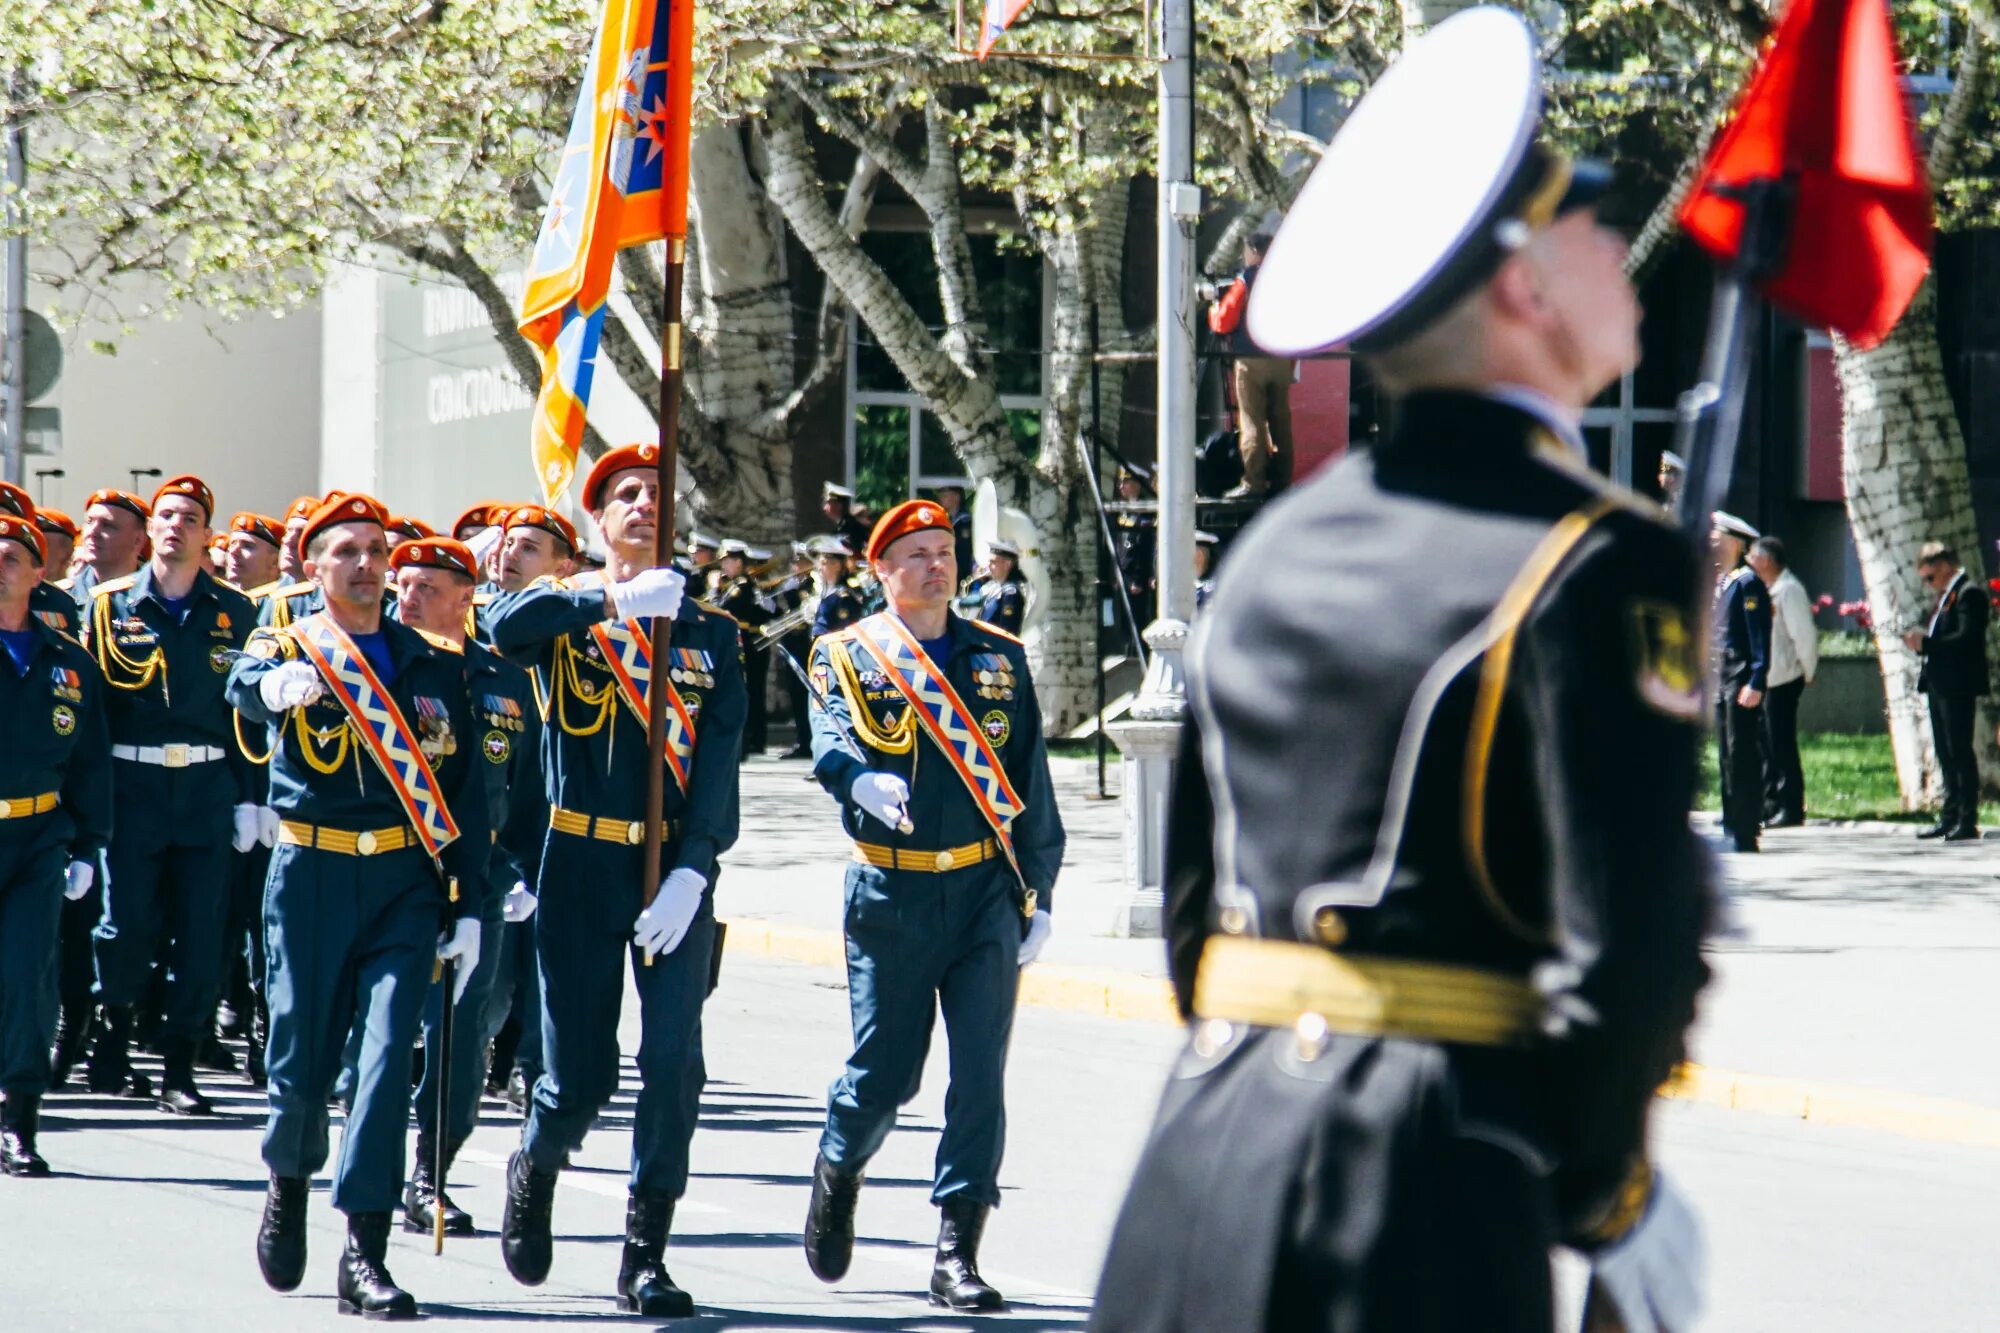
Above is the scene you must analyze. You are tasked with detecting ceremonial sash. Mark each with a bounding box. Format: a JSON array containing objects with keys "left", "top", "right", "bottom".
[
  {"left": 290, "top": 613, "right": 461, "bottom": 859},
  {"left": 851, "top": 613, "right": 1024, "bottom": 873},
  {"left": 587, "top": 618, "right": 698, "bottom": 794}
]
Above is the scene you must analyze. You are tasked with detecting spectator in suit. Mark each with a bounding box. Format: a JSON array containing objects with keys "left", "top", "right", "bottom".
[
  {"left": 1749, "top": 536, "right": 1818, "bottom": 827},
  {"left": 1904, "top": 541, "right": 1989, "bottom": 841}
]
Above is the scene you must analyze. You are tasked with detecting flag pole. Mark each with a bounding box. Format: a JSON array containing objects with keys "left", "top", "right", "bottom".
[{"left": 639, "top": 233, "right": 686, "bottom": 964}]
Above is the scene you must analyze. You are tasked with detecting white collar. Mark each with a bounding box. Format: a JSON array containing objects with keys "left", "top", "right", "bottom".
[{"left": 1482, "top": 384, "right": 1586, "bottom": 457}]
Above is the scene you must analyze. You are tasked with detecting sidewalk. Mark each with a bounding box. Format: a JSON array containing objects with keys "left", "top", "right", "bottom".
[{"left": 717, "top": 756, "right": 2000, "bottom": 1141}]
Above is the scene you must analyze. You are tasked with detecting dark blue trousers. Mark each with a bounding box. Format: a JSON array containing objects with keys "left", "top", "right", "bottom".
[
  {"left": 480, "top": 914, "right": 543, "bottom": 1084},
  {"left": 93, "top": 760, "right": 232, "bottom": 1046},
  {"left": 820, "top": 862, "right": 1020, "bottom": 1207},
  {"left": 262, "top": 842, "right": 439, "bottom": 1214},
  {"left": 414, "top": 899, "right": 504, "bottom": 1146},
  {"left": 0, "top": 828, "right": 65, "bottom": 1095},
  {"left": 521, "top": 835, "right": 712, "bottom": 1198}
]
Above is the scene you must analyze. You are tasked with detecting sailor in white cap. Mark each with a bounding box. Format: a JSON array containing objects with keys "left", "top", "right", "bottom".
[
  {"left": 820, "top": 483, "right": 870, "bottom": 555},
  {"left": 1091, "top": 10, "right": 1708, "bottom": 1332},
  {"left": 961, "top": 538, "right": 1025, "bottom": 635},
  {"left": 1191, "top": 531, "right": 1219, "bottom": 609},
  {"left": 1711, "top": 509, "right": 1771, "bottom": 853}
]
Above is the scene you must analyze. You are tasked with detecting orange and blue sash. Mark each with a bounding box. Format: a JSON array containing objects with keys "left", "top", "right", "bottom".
[
  {"left": 587, "top": 617, "right": 698, "bottom": 793},
  {"left": 851, "top": 613, "right": 1024, "bottom": 873},
  {"left": 290, "top": 613, "right": 461, "bottom": 859}
]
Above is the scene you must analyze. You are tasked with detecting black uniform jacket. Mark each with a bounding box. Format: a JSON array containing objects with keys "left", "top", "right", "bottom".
[
  {"left": 1165, "top": 391, "right": 1712, "bottom": 1243},
  {"left": 1918, "top": 571, "right": 1990, "bottom": 698}
]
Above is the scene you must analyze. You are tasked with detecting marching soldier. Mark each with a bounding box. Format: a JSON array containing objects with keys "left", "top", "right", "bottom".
[
  {"left": 0, "top": 485, "right": 84, "bottom": 636},
  {"left": 387, "top": 516, "right": 437, "bottom": 549},
  {"left": 223, "top": 513, "right": 285, "bottom": 596},
  {"left": 801, "top": 500, "right": 1064, "bottom": 1310},
  {"left": 715, "top": 539, "right": 776, "bottom": 758},
  {"left": 68, "top": 488, "right": 151, "bottom": 604},
  {"left": 388, "top": 537, "right": 541, "bottom": 1237},
  {"left": 820, "top": 482, "right": 871, "bottom": 556},
  {"left": 0, "top": 513, "right": 112, "bottom": 1176},
  {"left": 277, "top": 495, "right": 317, "bottom": 584},
  {"left": 79, "top": 476, "right": 259, "bottom": 1115},
  {"left": 1091, "top": 12, "right": 1709, "bottom": 1331},
  {"left": 1713, "top": 511, "right": 1770, "bottom": 854},
  {"left": 34, "top": 508, "right": 77, "bottom": 583},
  {"left": 486, "top": 443, "right": 744, "bottom": 1316},
  {"left": 809, "top": 537, "right": 864, "bottom": 640},
  {"left": 963, "top": 538, "right": 1026, "bottom": 635},
  {"left": 230, "top": 493, "right": 490, "bottom": 1319}
]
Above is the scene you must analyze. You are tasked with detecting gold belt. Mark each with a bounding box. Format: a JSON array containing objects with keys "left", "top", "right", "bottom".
[
  {"left": 1192, "top": 936, "right": 1543, "bottom": 1049},
  {"left": 0, "top": 791, "right": 59, "bottom": 819},
  {"left": 549, "top": 805, "right": 678, "bottom": 846},
  {"left": 277, "top": 820, "right": 415, "bottom": 857},
  {"left": 852, "top": 838, "right": 999, "bottom": 874}
]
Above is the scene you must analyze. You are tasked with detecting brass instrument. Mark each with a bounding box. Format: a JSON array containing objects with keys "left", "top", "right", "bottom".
[{"left": 751, "top": 596, "right": 818, "bottom": 651}]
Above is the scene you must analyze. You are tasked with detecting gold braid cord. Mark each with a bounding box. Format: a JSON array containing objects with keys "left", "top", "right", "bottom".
[
  {"left": 553, "top": 634, "right": 617, "bottom": 737},
  {"left": 90, "top": 593, "right": 167, "bottom": 697},
  {"left": 828, "top": 638, "right": 916, "bottom": 755}
]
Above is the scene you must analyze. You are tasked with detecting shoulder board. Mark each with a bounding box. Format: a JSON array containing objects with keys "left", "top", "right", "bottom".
[
  {"left": 968, "top": 619, "right": 1024, "bottom": 646},
  {"left": 692, "top": 597, "right": 736, "bottom": 625},
  {"left": 414, "top": 628, "right": 464, "bottom": 654},
  {"left": 272, "top": 583, "right": 316, "bottom": 601},
  {"left": 244, "top": 626, "right": 299, "bottom": 660},
  {"left": 245, "top": 580, "right": 285, "bottom": 603},
  {"left": 54, "top": 577, "right": 73, "bottom": 591},
  {"left": 51, "top": 627, "right": 87, "bottom": 651},
  {"left": 1727, "top": 567, "right": 1755, "bottom": 586},
  {"left": 90, "top": 574, "right": 137, "bottom": 599},
  {"left": 1530, "top": 435, "right": 1671, "bottom": 526},
  {"left": 554, "top": 570, "right": 604, "bottom": 591},
  {"left": 473, "top": 591, "right": 493, "bottom": 606}
]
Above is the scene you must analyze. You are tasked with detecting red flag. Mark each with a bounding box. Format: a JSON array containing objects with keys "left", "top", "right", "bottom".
[{"left": 1678, "top": 0, "right": 1933, "bottom": 349}]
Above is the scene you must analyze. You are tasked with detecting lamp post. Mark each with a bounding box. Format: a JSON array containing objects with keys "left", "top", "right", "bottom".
[{"left": 1106, "top": 0, "right": 1197, "bottom": 938}]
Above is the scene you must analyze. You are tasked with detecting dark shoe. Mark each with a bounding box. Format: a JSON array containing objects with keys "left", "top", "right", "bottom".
[
  {"left": 1764, "top": 814, "right": 1805, "bottom": 829},
  {"left": 779, "top": 745, "right": 812, "bottom": 761},
  {"left": 928, "top": 1196, "right": 1004, "bottom": 1311},
  {"left": 337, "top": 1211, "right": 418, "bottom": 1320},
  {"left": 256, "top": 1174, "right": 310, "bottom": 1292},
  {"left": 803, "top": 1153, "right": 863, "bottom": 1283},
  {"left": 617, "top": 1191, "right": 694, "bottom": 1316},
  {"left": 245, "top": 1000, "right": 267, "bottom": 1090},
  {"left": 1917, "top": 823, "right": 1953, "bottom": 840},
  {"left": 0, "top": 1094, "right": 50, "bottom": 1177},
  {"left": 48, "top": 1002, "right": 91, "bottom": 1091},
  {"left": 1946, "top": 827, "right": 1981, "bottom": 842},
  {"left": 196, "top": 1032, "right": 239, "bottom": 1074},
  {"left": 500, "top": 1149, "right": 558, "bottom": 1286},
  {"left": 485, "top": 1022, "right": 520, "bottom": 1097},
  {"left": 85, "top": 1005, "right": 136, "bottom": 1094},
  {"left": 156, "top": 1042, "right": 215, "bottom": 1116},
  {"left": 1732, "top": 839, "right": 1758, "bottom": 854},
  {"left": 402, "top": 1134, "right": 473, "bottom": 1236}
]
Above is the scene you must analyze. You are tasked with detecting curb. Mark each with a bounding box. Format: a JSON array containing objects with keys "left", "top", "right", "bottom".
[{"left": 720, "top": 917, "right": 2000, "bottom": 1149}]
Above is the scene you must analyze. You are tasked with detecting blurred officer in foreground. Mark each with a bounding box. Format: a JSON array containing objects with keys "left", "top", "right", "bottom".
[
  {"left": 81, "top": 476, "right": 258, "bottom": 1115},
  {"left": 1091, "top": 11, "right": 1711, "bottom": 1331},
  {"left": 0, "top": 514, "right": 111, "bottom": 1176},
  {"left": 802, "top": 501, "right": 1064, "bottom": 1310},
  {"left": 486, "top": 443, "right": 743, "bottom": 1316},
  {"left": 1712, "top": 511, "right": 1768, "bottom": 854},
  {"left": 230, "top": 494, "right": 490, "bottom": 1318}
]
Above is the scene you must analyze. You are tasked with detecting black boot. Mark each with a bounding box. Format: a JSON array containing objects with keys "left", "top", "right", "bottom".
[
  {"left": 336, "top": 1211, "right": 417, "bottom": 1320},
  {"left": 256, "top": 1173, "right": 310, "bottom": 1292},
  {"left": 486, "top": 1020, "right": 521, "bottom": 1097},
  {"left": 617, "top": 1192, "right": 693, "bottom": 1316},
  {"left": 155, "top": 1040, "right": 215, "bottom": 1116},
  {"left": 802, "top": 1153, "right": 863, "bottom": 1283},
  {"left": 84, "top": 1005, "right": 150, "bottom": 1098},
  {"left": 928, "top": 1197, "right": 1003, "bottom": 1311},
  {"left": 245, "top": 995, "right": 267, "bottom": 1089},
  {"left": 500, "top": 1149, "right": 558, "bottom": 1286},
  {"left": 196, "top": 1031, "right": 239, "bottom": 1073},
  {"left": 0, "top": 1093, "right": 50, "bottom": 1177},
  {"left": 402, "top": 1133, "right": 473, "bottom": 1236},
  {"left": 48, "top": 1002, "right": 90, "bottom": 1091}
]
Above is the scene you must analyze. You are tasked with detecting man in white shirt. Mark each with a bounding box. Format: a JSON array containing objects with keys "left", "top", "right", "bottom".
[{"left": 1748, "top": 536, "right": 1818, "bottom": 827}]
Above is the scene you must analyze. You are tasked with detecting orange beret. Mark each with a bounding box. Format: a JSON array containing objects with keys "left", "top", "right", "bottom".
[
  {"left": 501, "top": 503, "right": 579, "bottom": 553},
  {"left": 582, "top": 443, "right": 660, "bottom": 511},
  {"left": 86, "top": 488, "right": 150, "bottom": 523},
  {"left": 0, "top": 513, "right": 46, "bottom": 565},
  {"left": 0, "top": 481, "right": 32, "bottom": 520},
  {"left": 451, "top": 502, "right": 503, "bottom": 541},
  {"left": 285, "top": 495, "right": 319, "bottom": 523},
  {"left": 152, "top": 474, "right": 215, "bottom": 522},
  {"left": 387, "top": 515, "right": 437, "bottom": 547},
  {"left": 228, "top": 512, "right": 284, "bottom": 548},
  {"left": 866, "top": 498, "right": 956, "bottom": 566},
  {"left": 34, "top": 508, "right": 77, "bottom": 540},
  {"left": 301, "top": 493, "right": 388, "bottom": 553},
  {"left": 390, "top": 536, "right": 479, "bottom": 582}
]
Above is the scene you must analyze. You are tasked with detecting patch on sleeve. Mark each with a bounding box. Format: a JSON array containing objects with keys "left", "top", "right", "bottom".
[
  {"left": 247, "top": 632, "right": 282, "bottom": 659},
  {"left": 1629, "top": 600, "right": 1704, "bottom": 722}
]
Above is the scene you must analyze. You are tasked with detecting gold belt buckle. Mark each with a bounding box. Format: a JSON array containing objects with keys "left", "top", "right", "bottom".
[
  {"left": 163, "top": 743, "right": 191, "bottom": 769},
  {"left": 625, "top": 820, "right": 643, "bottom": 845},
  {"left": 933, "top": 848, "right": 956, "bottom": 872},
  {"left": 355, "top": 830, "right": 379, "bottom": 856}
]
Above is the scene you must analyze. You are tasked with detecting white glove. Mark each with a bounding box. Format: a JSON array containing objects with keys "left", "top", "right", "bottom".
[
  {"left": 258, "top": 660, "right": 324, "bottom": 711},
  {"left": 465, "top": 524, "right": 504, "bottom": 569},
  {"left": 609, "top": 567, "right": 687, "bottom": 622},
  {"left": 255, "top": 805, "right": 281, "bottom": 849},
  {"left": 503, "top": 881, "right": 539, "bottom": 923},
  {"left": 63, "top": 859, "right": 95, "bottom": 902},
  {"left": 1017, "top": 909, "right": 1053, "bottom": 967},
  {"left": 436, "top": 918, "right": 482, "bottom": 1005},
  {"left": 231, "top": 802, "right": 260, "bottom": 853},
  {"left": 1589, "top": 1171, "right": 1705, "bottom": 1333},
  {"left": 634, "top": 867, "right": 706, "bottom": 959},
  {"left": 849, "top": 771, "right": 912, "bottom": 832}
]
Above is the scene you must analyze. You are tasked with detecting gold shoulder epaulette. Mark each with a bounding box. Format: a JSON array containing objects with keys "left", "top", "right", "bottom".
[
  {"left": 1530, "top": 433, "right": 1670, "bottom": 525},
  {"left": 414, "top": 627, "right": 464, "bottom": 654},
  {"left": 693, "top": 597, "right": 737, "bottom": 625},
  {"left": 271, "top": 582, "right": 316, "bottom": 601},
  {"left": 245, "top": 580, "right": 285, "bottom": 603},
  {"left": 473, "top": 591, "right": 494, "bottom": 606},
  {"left": 90, "top": 574, "right": 137, "bottom": 599},
  {"left": 969, "top": 618, "right": 1024, "bottom": 646}
]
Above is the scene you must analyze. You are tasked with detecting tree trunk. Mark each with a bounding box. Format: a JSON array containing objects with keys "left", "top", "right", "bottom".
[{"left": 1836, "top": 279, "right": 1998, "bottom": 807}]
